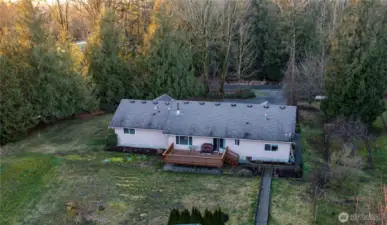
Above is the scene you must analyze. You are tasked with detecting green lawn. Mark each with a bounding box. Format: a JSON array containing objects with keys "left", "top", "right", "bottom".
[{"left": 0, "top": 115, "right": 259, "bottom": 225}]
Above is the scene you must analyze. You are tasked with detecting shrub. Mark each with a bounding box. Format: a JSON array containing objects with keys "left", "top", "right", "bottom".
[
  {"left": 295, "top": 123, "right": 301, "bottom": 133},
  {"left": 167, "top": 209, "right": 180, "bottom": 225},
  {"left": 105, "top": 129, "right": 117, "bottom": 148},
  {"left": 167, "top": 207, "right": 227, "bottom": 225},
  {"left": 190, "top": 207, "right": 203, "bottom": 224}
]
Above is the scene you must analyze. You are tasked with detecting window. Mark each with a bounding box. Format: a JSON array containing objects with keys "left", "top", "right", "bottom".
[
  {"left": 175, "top": 136, "right": 192, "bottom": 145},
  {"left": 124, "top": 128, "right": 135, "bottom": 134},
  {"left": 265, "top": 144, "right": 279, "bottom": 151},
  {"left": 235, "top": 139, "right": 240, "bottom": 146}
]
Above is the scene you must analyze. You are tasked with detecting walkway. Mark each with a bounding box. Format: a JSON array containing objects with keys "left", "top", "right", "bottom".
[{"left": 255, "top": 167, "right": 273, "bottom": 225}]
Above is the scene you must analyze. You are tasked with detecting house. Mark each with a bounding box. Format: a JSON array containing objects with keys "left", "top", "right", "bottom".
[{"left": 109, "top": 94, "right": 297, "bottom": 168}]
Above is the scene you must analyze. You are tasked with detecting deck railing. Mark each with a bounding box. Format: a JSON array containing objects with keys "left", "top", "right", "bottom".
[
  {"left": 162, "top": 144, "right": 224, "bottom": 168},
  {"left": 162, "top": 144, "right": 239, "bottom": 168},
  {"left": 163, "top": 154, "right": 224, "bottom": 168},
  {"left": 162, "top": 143, "right": 174, "bottom": 160}
]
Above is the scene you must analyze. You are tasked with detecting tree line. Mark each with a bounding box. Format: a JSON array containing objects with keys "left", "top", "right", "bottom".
[{"left": 1, "top": 0, "right": 387, "bottom": 144}]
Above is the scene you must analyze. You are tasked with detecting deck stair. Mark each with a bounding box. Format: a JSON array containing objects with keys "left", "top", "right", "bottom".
[{"left": 224, "top": 147, "right": 239, "bottom": 166}]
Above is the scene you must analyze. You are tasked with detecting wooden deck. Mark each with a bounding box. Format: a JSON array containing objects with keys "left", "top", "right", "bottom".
[{"left": 162, "top": 144, "right": 238, "bottom": 168}]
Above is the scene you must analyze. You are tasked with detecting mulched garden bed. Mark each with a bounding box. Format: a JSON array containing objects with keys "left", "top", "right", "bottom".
[{"left": 105, "top": 146, "right": 164, "bottom": 155}]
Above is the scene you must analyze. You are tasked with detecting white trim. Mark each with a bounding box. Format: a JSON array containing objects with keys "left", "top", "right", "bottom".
[
  {"left": 164, "top": 133, "right": 293, "bottom": 144},
  {"left": 109, "top": 126, "right": 164, "bottom": 131}
]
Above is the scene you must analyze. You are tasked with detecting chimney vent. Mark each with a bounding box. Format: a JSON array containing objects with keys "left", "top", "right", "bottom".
[
  {"left": 177, "top": 102, "right": 180, "bottom": 110},
  {"left": 265, "top": 113, "right": 268, "bottom": 120}
]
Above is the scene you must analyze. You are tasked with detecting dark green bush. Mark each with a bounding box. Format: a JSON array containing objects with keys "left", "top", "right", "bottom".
[
  {"left": 295, "top": 123, "right": 301, "bottom": 133},
  {"left": 105, "top": 129, "right": 117, "bottom": 148},
  {"left": 225, "top": 89, "right": 256, "bottom": 99},
  {"left": 167, "top": 209, "right": 180, "bottom": 225}
]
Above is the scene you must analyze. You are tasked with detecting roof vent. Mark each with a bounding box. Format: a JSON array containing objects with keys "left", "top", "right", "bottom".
[
  {"left": 263, "top": 105, "right": 269, "bottom": 109},
  {"left": 246, "top": 122, "right": 250, "bottom": 125},
  {"left": 142, "top": 100, "right": 146, "bottom": 104},
  {"left": 153, "top": 101, "right": 158, "bottom": 105},
  {"left": 265, "top": 113, "right": 268, "bottom": 120},
  {"left": 168, "top": 107, "right": 171, "bottom": 111},
  {"left": 247, "top": 104, "right": 253, "bottom": 108},
  {"left": 154, "top": 105, "right": 159, "bottom": 110},
  {"left": 152, "top": 112, "right": 156, "bottom": 115},
  {"left": 176, "top": 110, "right": 181, "bottom": 115},
  {"left": 280, "top": 105, "right": 286, "bottom": 109},
  {"left": 199, "top": 102, "right": 205, "bottom": 105},
  {"left": 215, "top": 103, "right": 221, "bottom": 106},
  {"left": 130, "top": 100, "right": 135, "bottom": 103},
  {"left": 184, "top": 101, "right": 189, "bottom": 104},
  {"left": 165, "top": 102, "right": 170, "bottom": 105},
  {"left": 231, "top": 103, "right": 237, "bottom": 107}
]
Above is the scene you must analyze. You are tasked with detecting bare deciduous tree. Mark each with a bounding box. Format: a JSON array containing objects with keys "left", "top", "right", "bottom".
[
  {"left": 234, "top": 3, "right": 255, "bottom": 87},
  {"left": 326, "top": 116, "right": 374, "bottom": 167}
]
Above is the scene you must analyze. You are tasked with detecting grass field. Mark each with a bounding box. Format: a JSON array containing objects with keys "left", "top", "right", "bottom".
[{"left": 0, "top": 115, "right": 259, "bottom": 225}]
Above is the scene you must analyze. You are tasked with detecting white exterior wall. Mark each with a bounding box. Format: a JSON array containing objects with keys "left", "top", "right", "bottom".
[
  {"left": 167, "top": 135, "right": 291, "bottom": 163},
  {"left": 114, "top": 128, "right": 168, "bottom": 149},
  {"left": 167, "top": 135, "right": 212, "bottom": 150},
  {"left": 224, "top": 138, "right": 291, "bottom": 163}
]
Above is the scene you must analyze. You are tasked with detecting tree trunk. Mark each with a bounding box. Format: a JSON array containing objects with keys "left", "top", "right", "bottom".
[
  {"left": 364, "top": 138, "right": 373, "bottom": 168},
  {"left": 381, "top": 116, "right": 387, "bottom": 133}
]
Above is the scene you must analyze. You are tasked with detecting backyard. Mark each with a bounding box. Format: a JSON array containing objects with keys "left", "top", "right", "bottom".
[{"left": 0, "top": 115, "right": 259, "bottom": 225}]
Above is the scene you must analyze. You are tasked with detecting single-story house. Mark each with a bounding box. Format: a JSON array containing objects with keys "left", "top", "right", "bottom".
[{"left": 109, "top": 94, "right": 297, "bottom": 168}]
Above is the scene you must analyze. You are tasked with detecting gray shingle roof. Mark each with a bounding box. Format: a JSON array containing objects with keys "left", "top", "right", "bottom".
[
  {"left": 109, "top": 99, "right": 297, "bottom": 142},
  {"left": 154, "top": 94, "right": 174, "bottom": 102},
  {"left": 109, "top": 99, "right": 171, "bottom": 130},
  {"left": 163, "top": 101, "right": 296, "bottom": 142}
]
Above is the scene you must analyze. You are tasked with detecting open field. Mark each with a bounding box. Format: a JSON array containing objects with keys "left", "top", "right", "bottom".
[{"left": 0, "top": 115, "right": 259, "bottom": 225}]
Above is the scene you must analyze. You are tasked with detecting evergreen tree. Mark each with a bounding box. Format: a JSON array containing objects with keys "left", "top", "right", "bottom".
[
  {"left": 167, "top": 208, "right": 180, "bottom": 225},
  {"left": 203, "top": 208, "right": 213, "bottom": 225},
  {"left": 190, "top": 207, "right": 203, "bottom": 224},
  {"left": 145, "top": 10, "right": 203, "bottom": 100},
  {"left": 248, "top": 0, "right": 286, "bottom": 81},
  {"left": 87, "top": 8, "right": 138, "bottom": 112},
  {"left": 0, "top": 0, "right": 89, "bottom": 144},
  {"left": 178, "top": 208, "right": 191, "bottom": 224},
  {"left": 321, "top": 0, "right": 387, "bottom": 124}
]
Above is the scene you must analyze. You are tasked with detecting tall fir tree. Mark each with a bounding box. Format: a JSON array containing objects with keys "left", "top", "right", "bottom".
[
  {"left": 144, "top": 7, "right": 203, "bottom": 99},
  {"left": 87, "top": 8, "right": 138, "bottom": 112},
  {"left": 0, "top": 0, "right": 89, "bottom": 144},
  {"left": 321, "top": 0, "right": 387, "bottom": 124},
  {"left": 248, "top": 0, "right": 286, "bottom": 81}
]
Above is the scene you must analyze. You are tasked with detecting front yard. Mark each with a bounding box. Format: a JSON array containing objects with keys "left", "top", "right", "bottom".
[{"left": 0, "top": 115, "right": 259, "bottom": 225}]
